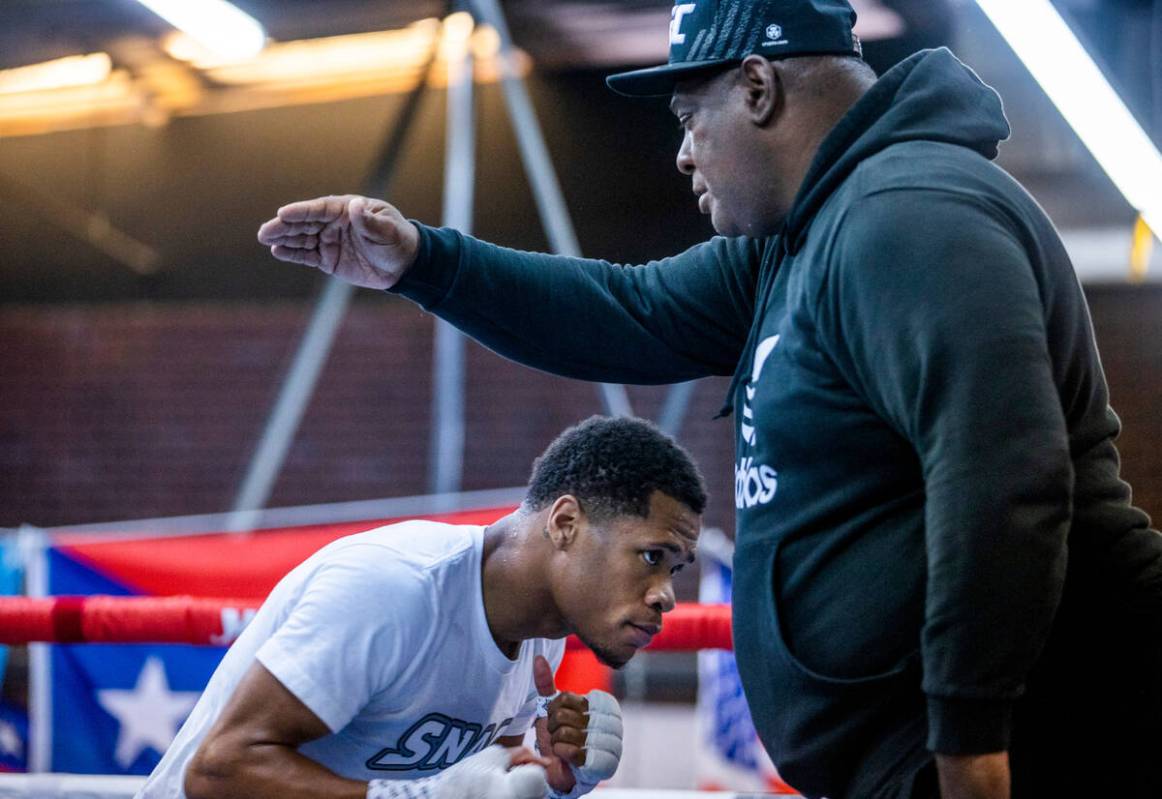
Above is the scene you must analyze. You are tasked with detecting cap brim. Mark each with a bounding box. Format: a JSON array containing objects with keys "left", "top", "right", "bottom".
[{"left": 605, "top": 59, "right": 737, "bottom": 97}]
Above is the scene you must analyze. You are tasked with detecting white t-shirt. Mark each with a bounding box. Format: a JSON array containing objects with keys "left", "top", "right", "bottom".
[{"left": 138, "top": 521, "right": 566, "bottom": 798}]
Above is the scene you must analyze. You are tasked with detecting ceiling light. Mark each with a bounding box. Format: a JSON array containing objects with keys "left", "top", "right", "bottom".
[
  {"left": 134, "top": 0, "right": 266, "bottom": 62},
  {"left": 975, "top": 0, "right": 1162, "bottom": 235},
  {"left": 0, "top": 53, "right": 112, "bottom": 95},
  {"left": 199, "top": 21, "right": 440, "bottom": 87}
]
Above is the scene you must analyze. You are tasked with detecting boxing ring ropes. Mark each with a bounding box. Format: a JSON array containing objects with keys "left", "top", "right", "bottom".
[{"left": 0, "top": 596, "right": 731, "bottom": 653}]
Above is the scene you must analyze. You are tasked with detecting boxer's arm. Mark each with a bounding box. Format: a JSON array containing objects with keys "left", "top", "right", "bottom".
[
  {"left": 183, "top": 550, "right": 430, "bottom": 798},
  {"left": 186, "top": 662, "right": 548, "bottom": 799},
  {"left": 184, "top": 660, "right": 366, "bottom": 799}
]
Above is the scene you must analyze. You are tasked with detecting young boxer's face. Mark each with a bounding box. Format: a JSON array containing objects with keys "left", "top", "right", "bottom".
[{"left": 559, "top": 491, "right": 700, "bottom": 668}]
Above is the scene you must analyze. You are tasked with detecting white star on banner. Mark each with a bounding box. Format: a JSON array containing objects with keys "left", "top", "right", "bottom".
[
  {"left": 0, "top": 720, "right": 22, "bottom": 759},
  {"left": 96, "top": 657, "right": 200, "bottom": 769}
]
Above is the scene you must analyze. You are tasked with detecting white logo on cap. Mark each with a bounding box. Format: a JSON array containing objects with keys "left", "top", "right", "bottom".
[
  {"left": 764, "top": 22, "right": 789, "bottom": 46},
  {"left": 670, "top": 3, "right": 697, "bottom": 45}
]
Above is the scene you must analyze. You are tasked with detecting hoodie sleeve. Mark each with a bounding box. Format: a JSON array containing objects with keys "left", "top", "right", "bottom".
[
  {"left": 813, "top": 187, "right": 1071, "bottom": 754},
  {"left": 388, "top": 224, "right": 761, "bottom": 384}
]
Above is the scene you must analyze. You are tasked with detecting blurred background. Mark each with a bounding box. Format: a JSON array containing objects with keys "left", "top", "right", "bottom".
[{"left": 0, "top": 0, "right": 1160, "bottom": 790}]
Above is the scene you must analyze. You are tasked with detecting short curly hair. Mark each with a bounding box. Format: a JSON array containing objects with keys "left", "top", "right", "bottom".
[{"left": 524, "top": 415, "right": 707, "bottom": 520}]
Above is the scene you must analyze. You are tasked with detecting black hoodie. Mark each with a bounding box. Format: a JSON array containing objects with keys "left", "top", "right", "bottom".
[{"left": 393, "top": 49, "right": 1161, "bottom": 798}]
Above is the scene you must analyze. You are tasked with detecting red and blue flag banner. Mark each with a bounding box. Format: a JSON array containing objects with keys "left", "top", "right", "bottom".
[{"left": 31, "top": 506, "right": 522, "bottom": 775}]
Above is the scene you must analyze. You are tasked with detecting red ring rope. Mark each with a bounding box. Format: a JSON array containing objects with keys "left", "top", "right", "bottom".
[{"left": 0, "top": 597, "right": 732, "bottom": 650}]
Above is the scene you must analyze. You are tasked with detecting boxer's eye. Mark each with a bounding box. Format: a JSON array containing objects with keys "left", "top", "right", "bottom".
[{"left": 641, "top": 549, "right": 664, "bottom": 567}]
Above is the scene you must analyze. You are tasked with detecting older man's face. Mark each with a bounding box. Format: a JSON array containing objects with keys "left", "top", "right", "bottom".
[{"left": 671, "top": 67, "right": 785, "bottom": 237}]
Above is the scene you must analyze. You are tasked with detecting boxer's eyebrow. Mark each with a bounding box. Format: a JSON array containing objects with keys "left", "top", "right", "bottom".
[{"left": 658, "top": 541, "right": 696, "bottom": 564}]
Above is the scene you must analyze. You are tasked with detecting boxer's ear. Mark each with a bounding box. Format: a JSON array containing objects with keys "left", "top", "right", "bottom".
[{"left": 545, "top": 494, "right": 583, "bottom": 549}]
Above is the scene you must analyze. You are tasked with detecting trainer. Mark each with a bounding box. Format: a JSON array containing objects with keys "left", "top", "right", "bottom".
[
  {"left": 258, "top": 1, "right": 1162, "bottom": 797},
  {"left": 139, "top": 416, "right": 705, "bottom": 799}
]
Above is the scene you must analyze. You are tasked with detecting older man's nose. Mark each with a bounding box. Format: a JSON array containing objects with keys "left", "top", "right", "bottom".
[{"left": 676, "top": 133, "right": 695, "bottom": 175}]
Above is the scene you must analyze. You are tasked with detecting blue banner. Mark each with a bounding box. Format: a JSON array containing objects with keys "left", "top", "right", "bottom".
[
  {"left": 0, "top": 702, "right": 28, "bottom": 773},
  {"left": 45, "top": 547, "right": 226, "bottom": 775}
]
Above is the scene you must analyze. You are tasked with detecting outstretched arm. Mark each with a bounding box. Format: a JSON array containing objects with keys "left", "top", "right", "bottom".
[{"left": 259, "top": 195, "right": 763, "bottom": 384}]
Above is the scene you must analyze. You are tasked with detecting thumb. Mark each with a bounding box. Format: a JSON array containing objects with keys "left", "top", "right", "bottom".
[
  {"left": 533, "top": 654, "right": 557, "bottom": 698},
  {"left": 349, "top": 197, "right": 403, "bottom": 246}
]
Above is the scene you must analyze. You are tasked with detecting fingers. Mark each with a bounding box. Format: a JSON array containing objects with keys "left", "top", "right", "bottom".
[
  {"left": 257, "top": 218, "right": 326, "bottom": 244},
  {"left": 575, "top": 690, "right": 623, "bottom": 783},
  {"left": 271, "top": 245, "right": 321, "bottom": 268},
  {"left": 551, "top": 739, "right": 585, "bottom": 768},
  {"left": 533, "top": 655, "right": 557, "bottom": 698},
  {"left": 549, "top": 692, "right": 587, "bottom": 714},
  {"left": 546, "top": 702, "right": 587, "bottom": 769},
  {"left": 549, "top": 724, "right": 587, "bottom": 751},
  {"left": 277, "top": 195, "right": 355, "bottom": 224},
  {"left": 545, "top": 706, "right": 586, "bottom": 735},
  {"left": 266, "top": 233, "right": 318, "bottom": 249}
]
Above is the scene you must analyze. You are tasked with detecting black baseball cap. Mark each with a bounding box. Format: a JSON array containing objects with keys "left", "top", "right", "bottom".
[{"left": 606, "top": 0, "right": 862, "bottom": 97}]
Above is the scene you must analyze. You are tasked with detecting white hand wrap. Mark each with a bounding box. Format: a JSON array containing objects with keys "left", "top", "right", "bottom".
[
  {"left": 367, "top": 745, "right": 546, "bottom": 799},
  {"left": 537, "top": 689, "right": 624, "bottom": 799}
]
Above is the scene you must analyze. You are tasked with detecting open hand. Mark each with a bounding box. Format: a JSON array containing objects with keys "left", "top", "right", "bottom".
[{"left": 257, "top": 195, "right": 419, "bottom": 290}]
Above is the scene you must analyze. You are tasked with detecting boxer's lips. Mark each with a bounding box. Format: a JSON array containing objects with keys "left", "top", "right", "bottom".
[
  {"left": 625, "top": 622, "right": 660, "bottom": 647},
  {"left": 696, "top": 191, "right": 711, "bottom": 214}
]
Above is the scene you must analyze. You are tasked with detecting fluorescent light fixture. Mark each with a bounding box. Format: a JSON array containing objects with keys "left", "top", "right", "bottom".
[
  {"left": 197, "top": 21, "right": 440, "bottom": 87},
  {"left": 975, "top": 0, "right": 1162, "bottom": 235},
  {"left": 0, "top": 53, "right": 112, "bottom": 95},
  {"left": 134, "top": 0, "right": 266, "bottom": 62}
]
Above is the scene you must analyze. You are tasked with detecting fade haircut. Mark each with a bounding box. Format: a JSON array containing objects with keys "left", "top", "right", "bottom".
[{"left": 524, "top": 415, "right": 707, "bottom": 520}]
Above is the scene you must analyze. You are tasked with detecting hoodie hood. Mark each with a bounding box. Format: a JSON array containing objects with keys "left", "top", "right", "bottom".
[
  {"left": 783, "top": 47, "right": 1011, "bottom": 253},
  {"left": 717, "top": 47, "right": 1011, "bottom": 418}
]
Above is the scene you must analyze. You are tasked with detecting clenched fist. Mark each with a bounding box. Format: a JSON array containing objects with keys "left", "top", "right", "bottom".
[{"left": 533, "top": 655, "right": 623, "bottom": 799}]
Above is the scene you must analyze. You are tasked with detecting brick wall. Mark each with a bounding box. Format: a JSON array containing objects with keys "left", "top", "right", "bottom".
[
  {"left": 1, "top": 286, "right": 1158, "bottom": 534},
  {"left": 1084, "top": 285, "right": 1162, "bottom": 522},
  {"left": 0, "top": 298, "right": 736, "bottom": 532}
]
